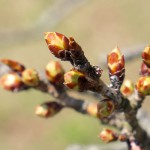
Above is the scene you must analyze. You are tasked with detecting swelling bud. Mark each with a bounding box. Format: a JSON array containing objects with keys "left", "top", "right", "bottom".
[
  {"left": 35, "top": 101, "right": 63, "bottom": 118},
  {"left": 97, "top": 99, "right": 115, "bottom": 119},
  {"left": 64, "top": 70, "right": 85, "bottom": 90},
  {"left": 136, "top": 76, "right": 150, "bottom": 96},
  {"left": 142, "top": 46, "right": 150, "bottom": 67},
  {"left": 45, "top": 32, "right": 69, "bottom": 58},
  {"left": 120, "top": 79, "right": 134, "bottom": 97},
  {"left": 0, "top": 73, "right": 22, "bottom": 91},
  {"left": 99, "top": 129, "right": 117, "bottom": 143},
  {"left": 22, "top": 69, "right": 39, "bottom": 86},
  {"left": 45, "top": 61, "right": 64, "bottom": 83}
]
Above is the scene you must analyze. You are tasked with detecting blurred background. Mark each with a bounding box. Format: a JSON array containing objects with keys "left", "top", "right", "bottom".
[{"left": 0, "top": 0, "right": 150, "bottom": 149}]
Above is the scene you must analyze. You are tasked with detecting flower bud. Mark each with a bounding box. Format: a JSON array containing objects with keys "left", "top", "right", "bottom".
[
  {"left": 99, "top": 129, "right": 117, "bottom": 143},
  {"left": 44, "top": 32, "right": 69, "bottom": 58},
  {"left": 0, "top": 73, "right": 22, "bottom": 91},
  {"left": 0, "top": 59, "right": 25, "bottom": 72},
  {"left": 35, "top": 101, "right": 63, "bottom": 118},
  {"left": 97, "top": 99, "right": 115, "bottom": 119},
  {"left": 64, "top": 70, "right": 85, "bottom": 90},
  {"left": 22, "top": 69, "right": 39, "bottom": 86},
  {"left": 107, "top": 47, "right": 125, "bottom": 87},
  {"left": 142, "top": 46, "right": 150, "bottom": 67},
  {"left": 107, "top": 47, "right": 125, "bottom": 75},
  {"left": 86, "top": 103, "right": 98, "bottom": 117},
  {"left": 120, "top": 79, "right": 134, "bottom": 97},
  {"left": 136, "top": 76, "right": 150, "bottom": 96},
  {"left": 45, "top": 61, "right": 64, "bottom": 83}
]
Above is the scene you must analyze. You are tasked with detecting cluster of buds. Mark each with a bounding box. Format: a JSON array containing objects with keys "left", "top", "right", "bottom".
[
  {"left": 136, "top": 46, "right": 150, "bottom": 96},
  {"left": 35, "top": 101, "right": 63, "bottom": 118},
  {"left": 45, "top": 61, "right": 64, "bottom": 84},
  {"left": 97, "top": 99, "right": 115, "bottom": 119},
  {"left": 0, "top": 72, "right": 22, "bottom": 91},
  {"left": 107, "top": 47, "right": 125, "bottom": 89},
  {"left": 0, "top": 59, "right": 25, "bottom": 73},
  {"left": 21, "top": 69, "right": 39, "bottom": 87},
  {"left": 64, "top": 70, "right": 86, "bottom": 90},
  {"left": 44, "top": 32, "right": 69, "bottom": 58},
  {"left": 136, "top": 76, "right": 150, "bottom": 96},
  {"left": 0, "top": 59, "right": 41, "bottom": 90},
  {"left": 99, "top": 129, "right": 118, "bottom": 143},
  {"left": 120, "top": 79, "right": 135, "bottom": 97}
]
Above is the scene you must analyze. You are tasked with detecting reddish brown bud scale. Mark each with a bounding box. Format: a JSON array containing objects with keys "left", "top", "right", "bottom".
[
  {"left": 44, "top": 32, "right": 69, "bottom": 58},
  {"left": 45, "top": 61, "right": 64, "bottom": 83},
  {"left": 35, "top": 101, "right": 63, "bottom": 118},
  {"left": 140, "top": 62, "right": 150, "bottom": 76},
  {"left": 97, "top": 99, "right": 115, "bottom": 119},
  {"left": 0, "top": 73, "right": 22, "bottom": 91},
  {"left": 0, "top": 59, "right": 25, "bottom": 72},
  {"left": 69, "top": 37, "right": 82, "bottom": 51},
  {"left": 136, "top": 76, "right": 150, "bottom": 96},
  {"left": 22, "top": 69, "right": 39, "bottom": 87},
  {"left": 64, "top": 70, "right": 85, "bottom": 90},
  {"left": 99, "top": 129, "right": 118, "bottom": 143},
  {"left": 142, "top": 46, "right": 150, "bottom": 67}
]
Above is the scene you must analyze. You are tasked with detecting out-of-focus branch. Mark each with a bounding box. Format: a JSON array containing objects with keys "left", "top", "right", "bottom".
[{"left": 0, "top": 62, "right": 95, "bottom": 116}]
